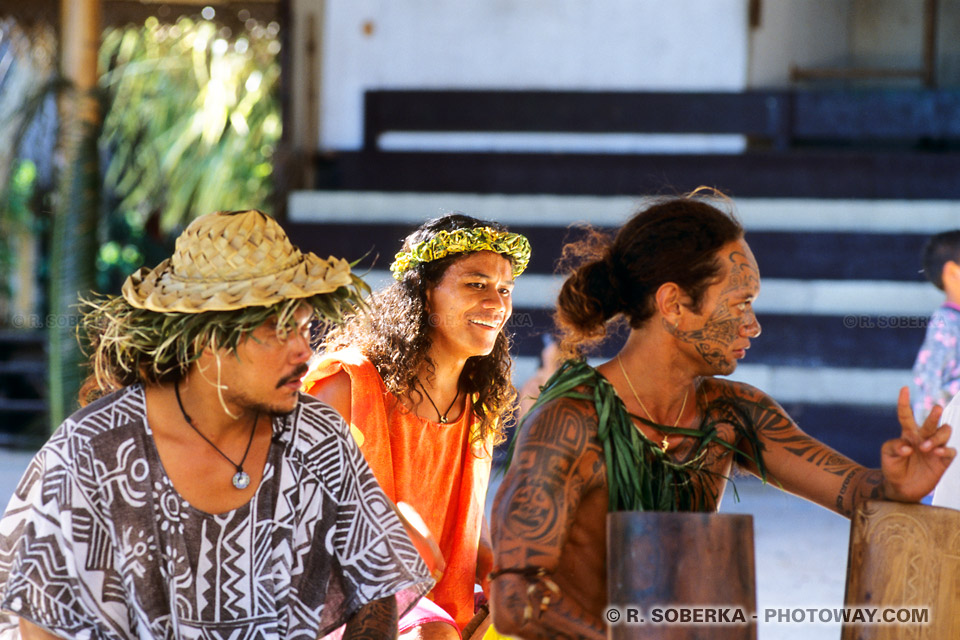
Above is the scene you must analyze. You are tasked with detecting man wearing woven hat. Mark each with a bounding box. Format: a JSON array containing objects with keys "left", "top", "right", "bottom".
[
  {"left": 305, "top": 214, "right": 531, "bottom": 640},
  {"left": 0, "top": 210, "right": 433, "bottom": 639}
]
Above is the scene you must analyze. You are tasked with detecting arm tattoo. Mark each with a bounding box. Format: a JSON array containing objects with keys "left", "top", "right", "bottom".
[
  {"left": 711, "top": 381, "right": 855, "bottom": 470},
  {"left": 836, "top": 468, "right": 856, "bottom": 511},
  {"left": 497, "top": 399, "right": 601, "bottom": 564},
  {"left": 342, "top": 596, "right": 398, "bottom": 640},
  {"left": 491, "top": 398, "right": 607, "bottom": 639},
  {"left": 836, "top": 469, "right": 884, "bottom": 517},
  {"left": 706, "top": 380, "right": 883, "bottom": 518}
]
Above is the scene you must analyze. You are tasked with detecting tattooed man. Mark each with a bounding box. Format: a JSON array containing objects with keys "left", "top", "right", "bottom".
[{"left": 488, "top": 195, "right": 955, "bottom": 639}]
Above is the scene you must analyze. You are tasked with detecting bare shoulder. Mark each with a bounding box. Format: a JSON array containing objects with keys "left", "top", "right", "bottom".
[
  {"left": 517, "top": 395, "right": 602, "bottom": 457},
  {"left": 510, "top": 394, "right": 605, "bottom": 489},
  {"left": 700, "top": 376, "right": 773, "bottom": 405},
  {"left": 307, "top": 368, "right": 353, "bottom": 424},
  {"left": 698, "top": 377, "right": 792, "bottom": 431}
]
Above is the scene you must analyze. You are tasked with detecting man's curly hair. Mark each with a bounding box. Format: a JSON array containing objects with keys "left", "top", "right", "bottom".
[{"left": 323, "top": 214, "right": 518, "bottom": 447}]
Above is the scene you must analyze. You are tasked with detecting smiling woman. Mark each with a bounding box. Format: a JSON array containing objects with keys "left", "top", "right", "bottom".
[
  {"left": 424, "top": 251, "right": 515, "bottom": 372},
  {"left": 304, "top": 214, "right": 531, "bottom": 639}
]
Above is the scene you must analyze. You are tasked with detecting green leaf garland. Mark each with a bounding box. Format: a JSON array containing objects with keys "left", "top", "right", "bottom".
[{"left": 507, "top": 359, "right": 769, "bottom": 512}]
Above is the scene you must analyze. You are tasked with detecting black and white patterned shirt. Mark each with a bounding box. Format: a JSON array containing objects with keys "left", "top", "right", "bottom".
[{"left": 0, "top": 386, "right": 432, "bottom": 639}]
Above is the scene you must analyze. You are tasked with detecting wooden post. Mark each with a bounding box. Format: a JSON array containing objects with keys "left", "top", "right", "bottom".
[
  {"left": 60, "top": 0, "right": 101, "bottom": 101},
  {"left": 607, "top": 512, "right": 756, "bottom": 640},
  {"left": 48, "top": 0, "right": 101, "bottom": 429},
  {"left": 922, "top": 0, "right": 939, "bottom": 88}
]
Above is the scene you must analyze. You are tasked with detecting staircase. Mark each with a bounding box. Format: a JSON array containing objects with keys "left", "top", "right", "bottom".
[
  {"left": 0, "top": 329, "right": 47, "bottom": 447},
  {"left": 286, "top": 88, "right": 960, "bottom": 468},
  {"left": 286, "top": 192, "right": 953, "bottom": 468}
]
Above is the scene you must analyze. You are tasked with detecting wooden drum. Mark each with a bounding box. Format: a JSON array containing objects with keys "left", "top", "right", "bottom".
[
  {"left": 843, "top": 500, "right": 960, "bottom": 640},
  {"left": 606, "top": 511, "right": 757, "bottom": 640}
]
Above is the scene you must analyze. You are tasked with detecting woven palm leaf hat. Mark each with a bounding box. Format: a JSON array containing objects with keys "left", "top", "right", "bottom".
[{"left": 122, "top": 209, "right": 355, "bottom": 313}]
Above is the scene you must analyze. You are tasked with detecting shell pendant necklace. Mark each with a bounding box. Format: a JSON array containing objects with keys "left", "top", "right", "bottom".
[
  {"left": 419, "top": 381, "right": 460, "bottom": 424},
  {"left": 616, "top": 354, "right": 688, "bottom": 453},
  {"left": 174, "top": 381, "right": 259, "bottom": 490}
]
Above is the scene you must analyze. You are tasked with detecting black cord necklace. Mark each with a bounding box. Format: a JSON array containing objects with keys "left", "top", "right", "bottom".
[
  {"left": 174, "top": 381, "right": 259, "bottom": 490},
  {"left": 419, "top": 381, "right": 460, "bottom": 424}
]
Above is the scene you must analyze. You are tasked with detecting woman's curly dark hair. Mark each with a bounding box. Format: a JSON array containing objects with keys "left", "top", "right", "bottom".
[{"left": 323, "top": 213, "right": 518, "bottom": 447}]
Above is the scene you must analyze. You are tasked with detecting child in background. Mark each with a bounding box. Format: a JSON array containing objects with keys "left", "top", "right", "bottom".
[{"left": 912, "top": 230, "right": 960, "bottom": 420}]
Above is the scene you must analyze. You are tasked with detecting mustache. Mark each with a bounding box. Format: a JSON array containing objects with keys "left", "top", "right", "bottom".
[{"left": 277, "top": 363, "right": 310, "bottom": 389}]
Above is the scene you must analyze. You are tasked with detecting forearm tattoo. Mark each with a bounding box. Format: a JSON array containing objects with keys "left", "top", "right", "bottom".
[
  {"left": 707, "top": 380, "right": 879, "bottom": 518},
  {"left": 835, "top": 468, "right": 884, "bottom": 516}
]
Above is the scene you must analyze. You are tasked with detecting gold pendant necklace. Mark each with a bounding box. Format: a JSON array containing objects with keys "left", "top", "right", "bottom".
[{"left": 616, "top": 354, "right": 688, "bottom": 453}]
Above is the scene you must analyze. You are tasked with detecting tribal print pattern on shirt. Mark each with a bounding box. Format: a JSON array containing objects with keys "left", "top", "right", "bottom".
[{"left": 0, "top": 387, "right": 431, "bottom": 640}]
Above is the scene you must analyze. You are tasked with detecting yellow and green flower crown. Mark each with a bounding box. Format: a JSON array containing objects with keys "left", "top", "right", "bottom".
[{"left": 390, "top": 227, "right": 532, "bottom": 280}]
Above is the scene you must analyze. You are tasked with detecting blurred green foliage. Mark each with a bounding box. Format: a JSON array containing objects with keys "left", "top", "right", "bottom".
[
  {"left": 0, "top": 12, "right": 283, "bottom": 432},
  {"left": 96, "top": 15, "right": 282, "bottom": 292},
  {"left": 0, "top": 161, "right": 38, "bottom": 299},
  {"left": 1, "top": 13, "right": 283, "bottom": 301},
  {"left": 0, "top": 17, "right": 57, "bottom": 319}
]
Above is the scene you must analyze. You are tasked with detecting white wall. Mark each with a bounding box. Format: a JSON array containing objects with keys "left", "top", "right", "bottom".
[
  {"left": 747, "top": 0, "right": 852, "bottom": 86},
  {"left": 290, "top": 0, "right": 960, "bottom": 152},
  {"left": 295, "top": 0, "right": 751, "bottom": 150},
  {"left": 851, "top": 0, "right": 925, "bottom": 70},
  {"left": 851, "top": 0, "right": 960, "bottom": 85}
]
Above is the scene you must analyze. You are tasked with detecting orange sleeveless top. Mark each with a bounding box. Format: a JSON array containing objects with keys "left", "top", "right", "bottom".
[{"left": 303, "top": 349, "right": 493, "bottom": 630}]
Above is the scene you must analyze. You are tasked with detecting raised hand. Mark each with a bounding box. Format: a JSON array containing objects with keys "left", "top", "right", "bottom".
[{"left": 880, "top": 387, "right": 956, "bottom": 502}]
